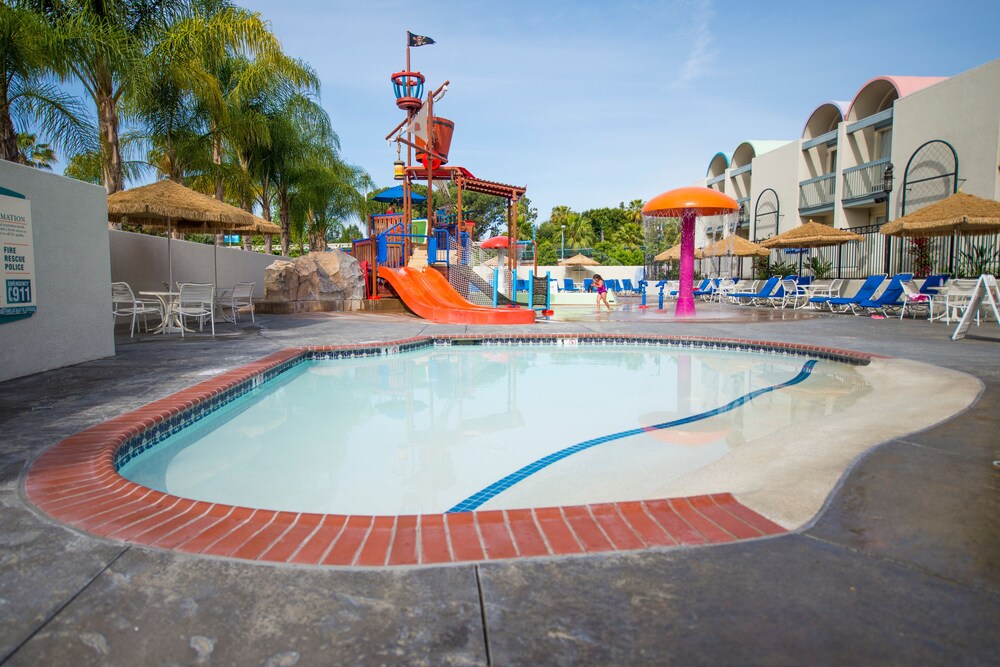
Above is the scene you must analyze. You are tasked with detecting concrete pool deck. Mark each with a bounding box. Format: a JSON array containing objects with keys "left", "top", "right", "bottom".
[{"left": 2, "top": 306, "right": 999, "bottom": 665}]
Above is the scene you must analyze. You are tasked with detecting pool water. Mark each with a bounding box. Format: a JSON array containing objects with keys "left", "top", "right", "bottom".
[{"left": 120, "top": 345, "right": 870, "bottom": 515}]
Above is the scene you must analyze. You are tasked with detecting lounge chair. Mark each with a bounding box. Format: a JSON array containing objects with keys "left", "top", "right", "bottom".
[
  {"left": 112, "top": 282, "right": 162, "bottom": 337},
  {"left": 898, "top": 280, "right": 932, "bottom": 319},
  {"left": 583, "top": 278, "right": 593, "bottom": 292},
  {"left": 562, "top": 278, "right": 579, "bottom": 292},
  {"left": 731, "top": 276, "right": 780, "bottom": 305},
  {"left": 620, "top": 278, "right": 640, "bottom": 294},
  {"left": 852, "top": 273, "right": 913, "bottom": 315},
  {"left": 826, "top": 275, "right": 887, "bottom": 313},
  {"left": 690, "top": 278, "right": 713, "bottom": 297},
  {"left": 778, "top": 278, "right": 810, "bottom": 309},
  {"left": 805, "top": 279, "right": 844, "bottom": 309}
]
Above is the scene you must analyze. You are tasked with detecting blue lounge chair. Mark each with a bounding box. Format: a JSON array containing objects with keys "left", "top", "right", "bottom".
[
  {"left": 562, "top": 278, "right": 579, "bottom": 292},
  {"left": 853, "top": 273, "right": 913, "bottom": 315},
  {"left": 583, "top": 278, "right": 593, "bottom": 292},
  {"left": 827, "top": 275, "right": 887, "bottom": 313},
  {"left": 732, "top": 276, "right": 780, "bottom": 305},
  {"left": 918, "top": 274, "right": 949, "bottom": 295},
  {"left": 689, "top": 278, "right": 712, "bottom": 297},
  {"left": 620, "top": 278, "right": 640, "bottom": 294}
]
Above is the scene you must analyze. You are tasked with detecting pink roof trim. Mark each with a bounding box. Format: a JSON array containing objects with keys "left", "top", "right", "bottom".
[{"left": 847, "top": 76, "right": 948, "bottom": 119}]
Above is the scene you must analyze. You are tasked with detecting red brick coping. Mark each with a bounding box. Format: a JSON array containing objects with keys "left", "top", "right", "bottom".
[{"left": 26, "top": 335, "right": 874, "bottom": 567}]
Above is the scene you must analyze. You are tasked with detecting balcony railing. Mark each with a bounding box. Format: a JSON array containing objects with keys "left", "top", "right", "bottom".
[
  {"left": 799, "top": 173, "right": 836, "bottom": 210},
  {"left": 842, "top": 158, "right": 890, "bottom": 202}
]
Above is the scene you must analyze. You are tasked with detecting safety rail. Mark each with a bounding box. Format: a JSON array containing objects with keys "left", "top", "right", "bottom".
[
  {"left": 842, "top": 158, "right": 890, "bottom": 202},
  {"left": 799, "top": 173, "right": 836, "bottom": 211}
]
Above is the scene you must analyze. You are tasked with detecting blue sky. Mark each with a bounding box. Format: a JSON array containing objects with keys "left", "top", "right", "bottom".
[{"left": 65, "top": 0, "right": 1000, "bottom": 222}]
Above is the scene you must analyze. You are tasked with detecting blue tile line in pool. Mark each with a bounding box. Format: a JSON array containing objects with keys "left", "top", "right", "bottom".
[{"left": 447, "top": 358, "right": 821, "bottom": 513}]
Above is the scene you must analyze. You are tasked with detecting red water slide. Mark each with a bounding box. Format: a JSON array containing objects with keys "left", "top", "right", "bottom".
[{"left": 378, "top": 267, "right": 535, "bottom": 325}]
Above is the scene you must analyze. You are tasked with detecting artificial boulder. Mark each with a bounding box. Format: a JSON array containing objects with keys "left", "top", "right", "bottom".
[{"left": 263, "top": 250, "right": 366, "bottom": 312}]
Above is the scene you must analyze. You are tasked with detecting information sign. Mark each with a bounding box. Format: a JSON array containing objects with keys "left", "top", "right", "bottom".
[
  {"left": 952, "top": 275, "right": 1000, "bottom": 340},
  {"left": 0, "top": 190, "right": 36, "bottom": 320}
]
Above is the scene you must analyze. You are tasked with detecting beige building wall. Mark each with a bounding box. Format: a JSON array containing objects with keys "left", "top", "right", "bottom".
[
  {"left": 748, "top": 141, "right": 801, "bottom": 239},
  {"left": 0, "top": 162, "right": 114, "bottom": 382},
  {"left": 890, "top": 58, "right": 1000, "bottom": 219}
]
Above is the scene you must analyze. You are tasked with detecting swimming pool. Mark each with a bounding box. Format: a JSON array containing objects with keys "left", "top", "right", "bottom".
[
  {"left": 26, "top": 334, "right": 979, "bottom": 567},
  {"left": 118, "top": 342, "right": 868, "bottom": 516}
]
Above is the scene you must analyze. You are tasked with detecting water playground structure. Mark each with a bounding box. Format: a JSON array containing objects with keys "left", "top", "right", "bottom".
[
  {"left": 349, "top": 37, "right": 740, "bottom": 324},
  {"left": 349, "top": 36, "right": 540, "bottom": 324}
]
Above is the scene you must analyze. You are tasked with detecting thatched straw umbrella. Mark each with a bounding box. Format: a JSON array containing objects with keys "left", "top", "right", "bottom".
[
  {"left": 107, "top": 179, "right": 256, "bottom": 288},
  {"left": 701, "top": 235, "right": 770, "bottom": 257},
  {"left": 760, "top": 221, "right": 864, "bottom": 275},
  {"left": 759, "top": 221, "right": 863, "bottom": 249},
  {"left": 880, "top": 192, "right": 1000, "bottom": 237},
  {"left": 558, "top": 252, "right": 600, "bottom": 282},
  {"left": 654, "top": 243, "right": 704, "bottom": 262},
  {"left": 558, "top": 252, "right": 599, "bottom": 266}
]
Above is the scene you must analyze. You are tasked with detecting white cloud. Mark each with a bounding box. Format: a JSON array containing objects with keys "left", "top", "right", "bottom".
[{"left": 672, "top": 0, "right": 715, "bottom": 90}]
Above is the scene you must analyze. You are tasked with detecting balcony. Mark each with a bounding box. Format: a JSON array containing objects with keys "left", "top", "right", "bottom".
[
  {"left": 842, "top": 158, "right": 890, "bottom": 206},
  {"left": 799, "top": 173, "right": 836, "bottom": 213}
]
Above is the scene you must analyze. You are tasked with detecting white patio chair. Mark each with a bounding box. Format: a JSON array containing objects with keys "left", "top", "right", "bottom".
[
  {"left": 930, "top": 279, "right": 978, "bottom": 324},
  {"left": 111, "top": 282, "right": 162, "bottom": 337},
  {"left": 172, "top": 283, "right": 215, "bottom": 337},
  {"left": 219, "top": 282, "right": 255, "bottom": 323}
]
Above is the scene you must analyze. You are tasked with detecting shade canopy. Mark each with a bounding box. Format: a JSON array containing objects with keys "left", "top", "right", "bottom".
[
  {"left": 558, "top": 252, "right": 600, "bottom": 266},
  {"left": 642, "top": 186, "right": 739, "bottom": 218},
  {"left": 760, "top": 221, "right": 863, "bottom": 248},
  {"left": 480, "top": 235, "right": 512, "bottom": 249},
  {"left": 372, "top": 185, "right": 427, "bottom": 204},
  {"left": 701, "top": 235, "right": 770, "bottom": 257},
  {"left": 654, "top": 243, "right": 703, "bottom": 261},
  {"left": 880, "top": 192, "right": 1000, "bottom": 237},
  {"left": 107, "top": 179, "right": 254, "bottom": 231},
  {"left": 233, "top": 216, "right": 281, "bottom": 235}
]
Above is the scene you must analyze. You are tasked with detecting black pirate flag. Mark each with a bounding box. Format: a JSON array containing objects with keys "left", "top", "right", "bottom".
[{"left": 407, "top": 32, "right": 435, "bottom": 47}]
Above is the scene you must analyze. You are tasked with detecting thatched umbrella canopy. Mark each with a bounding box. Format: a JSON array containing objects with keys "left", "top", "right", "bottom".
[
  {"left": 701, "top": 235, "right": 770, "bottom": 257},
  {"left": 880, "top": 192, "right": 1000, "bottom": 237},
  {"left": 558, "top": 252, "right": 599, "bottom": 266},
  {"left": 233, "top": 215, "right": 282, "bottom": 236},
  {"left": 654, "top": 243, "right": 704, "bottom": 262},
  {"left": 107, "top": 179, "right": 255, "bottom": 230},
  {"left": 759, "top": 221, "right": 863, "bottom": 249},
  {"left": 107, "top": 179, "right": 258, "bottom": 289}
]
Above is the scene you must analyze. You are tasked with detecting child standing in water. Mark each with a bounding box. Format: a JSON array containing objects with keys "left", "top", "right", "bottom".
[{"left": 592, "top": 274, "right": 611, "bottom": 312}]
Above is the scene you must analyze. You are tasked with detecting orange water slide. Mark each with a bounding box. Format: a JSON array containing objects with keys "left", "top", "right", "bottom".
[{"left": 378, "top": 267, "right": 536, "bottom": 325}]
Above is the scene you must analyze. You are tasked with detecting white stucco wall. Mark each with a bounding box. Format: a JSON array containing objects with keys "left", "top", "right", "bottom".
[
  {"left": 110, "top": 230, "right": 288, "bottom": 297},
  {"left": 0, "top": 162, "right": 114, "bottom": 382}
]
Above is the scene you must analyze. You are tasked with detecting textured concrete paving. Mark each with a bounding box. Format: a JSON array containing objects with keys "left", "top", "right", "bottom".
[{"left": 1, "top": 307, "right": 999, "bottom": 666}]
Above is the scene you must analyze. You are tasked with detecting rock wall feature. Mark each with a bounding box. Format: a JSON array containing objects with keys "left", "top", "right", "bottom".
[{"left": 263, "top": 250, "right": 366, "bottom": 311}]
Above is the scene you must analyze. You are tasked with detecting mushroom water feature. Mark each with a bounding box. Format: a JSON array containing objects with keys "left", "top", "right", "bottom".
[{"left": 642, "top": 187, "right": 738, "bottom": 317}]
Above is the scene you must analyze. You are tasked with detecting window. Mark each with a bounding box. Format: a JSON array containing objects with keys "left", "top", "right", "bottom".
[{"left": 877, "top": 128, "right": 892, "bottom": 160}]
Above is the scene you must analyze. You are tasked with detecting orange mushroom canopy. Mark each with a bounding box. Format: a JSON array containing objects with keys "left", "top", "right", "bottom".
[{"left": 642, "top": 186, "right": 738, "bottom": 218}]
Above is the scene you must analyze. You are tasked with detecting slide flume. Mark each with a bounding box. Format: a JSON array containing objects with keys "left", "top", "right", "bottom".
[{"left": 379, "top": 267, "right": 536, "bottom": 324}]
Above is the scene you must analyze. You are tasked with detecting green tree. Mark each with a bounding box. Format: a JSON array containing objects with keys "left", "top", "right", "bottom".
[
  {"left": 16, "top": 132, "right": 55, "bottom": 168},
  {"left": 535, "top": 239, "right": 558, "bottom": 265},
  {"left": 0, "top": 2, "right": 92, "bottom": 164}
]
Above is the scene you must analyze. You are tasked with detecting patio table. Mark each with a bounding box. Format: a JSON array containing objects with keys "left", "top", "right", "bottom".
[{"left": 139, "top": 290, "right": 189, "bottom": 334}]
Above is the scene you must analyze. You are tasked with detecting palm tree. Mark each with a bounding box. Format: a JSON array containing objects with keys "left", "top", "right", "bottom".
[
  {"left": 255, "top": 91, "right": 336, "bottom": 255},
  {"left": 16, "top": 132, "right": 56, "bottom": 169},
  {"left": 563, "top": 211, "right": 596, "bottom": 251},
  {"left": 33, "top": 0, "right": 189, "bottom": 193},
  {"left": 0, "top": 2, "right": 93, "bottom": 164}
]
